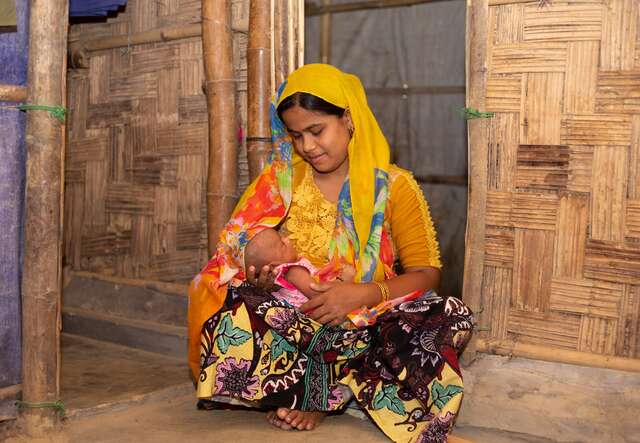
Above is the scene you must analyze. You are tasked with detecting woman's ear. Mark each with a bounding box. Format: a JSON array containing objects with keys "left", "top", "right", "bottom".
[{"left": 344, "top": 109, "right": 354, "bottom": 136}]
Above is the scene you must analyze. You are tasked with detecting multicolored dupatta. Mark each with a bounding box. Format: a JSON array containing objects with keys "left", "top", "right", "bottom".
[{"left": 188, "top": 64, "right": 416, "bottom": 378}]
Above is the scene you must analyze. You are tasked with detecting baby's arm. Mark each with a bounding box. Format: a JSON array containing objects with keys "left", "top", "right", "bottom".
[{"left": 285, "top": 266, "right": 321, "bottom": 299}]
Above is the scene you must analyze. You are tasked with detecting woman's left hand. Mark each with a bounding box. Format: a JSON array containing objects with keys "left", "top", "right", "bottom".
[{"left": 299, "top": 281, "right": 375, "bottom": 326}]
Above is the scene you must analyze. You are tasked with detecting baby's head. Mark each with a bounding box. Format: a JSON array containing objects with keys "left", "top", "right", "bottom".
[{"left": 244, "top": 228, "right": 298, "bottom": 272}]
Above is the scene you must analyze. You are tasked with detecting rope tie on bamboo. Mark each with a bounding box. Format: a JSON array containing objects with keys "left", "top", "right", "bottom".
[
  {"left": 16, "top": 400, "right": 66, "bottom": 417},
  {"left": 459, "top": 107, "right": 494, "bottom": 120},
  {"left": 0, "top": 104, "right": 67, "bottom": 123}
]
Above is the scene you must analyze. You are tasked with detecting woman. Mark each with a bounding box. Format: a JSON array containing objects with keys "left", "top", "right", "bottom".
[{"left": 188, "top": 64, "right": 473, "bottom": 442}]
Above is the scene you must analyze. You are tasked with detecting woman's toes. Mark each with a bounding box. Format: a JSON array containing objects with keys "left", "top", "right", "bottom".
[{"left": 276, "top": 407, "right": 290, "bottom": 420}]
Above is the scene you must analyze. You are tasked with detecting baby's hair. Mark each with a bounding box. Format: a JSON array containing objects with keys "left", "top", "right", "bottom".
[{"left": 244, "top": 228, "right": 281, "bottom": 272}]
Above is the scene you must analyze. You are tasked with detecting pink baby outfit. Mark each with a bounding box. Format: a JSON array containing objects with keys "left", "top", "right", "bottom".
[{"left": 272, "top": 257, "right": 317, "bottom": 308}]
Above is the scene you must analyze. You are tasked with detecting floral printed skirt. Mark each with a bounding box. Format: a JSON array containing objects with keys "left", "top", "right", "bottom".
[{"left": 197, "top": 284, "right": 474, "bottom": 443}]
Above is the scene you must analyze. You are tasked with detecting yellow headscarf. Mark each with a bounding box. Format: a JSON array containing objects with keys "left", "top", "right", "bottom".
[{"left": 279, "top": 64, "right": 390, "bottom": 269}]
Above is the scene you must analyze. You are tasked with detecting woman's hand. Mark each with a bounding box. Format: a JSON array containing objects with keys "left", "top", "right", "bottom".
[
  {"left": 299, "top": 281, "right": 378, "bottom": 326},
  {"left": 246, "top": 265, "right": 277, "bottom": 291}
]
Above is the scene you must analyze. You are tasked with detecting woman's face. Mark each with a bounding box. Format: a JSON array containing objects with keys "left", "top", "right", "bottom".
[{"left": 281, "top": 105, "right": 352, "bottom": 177}]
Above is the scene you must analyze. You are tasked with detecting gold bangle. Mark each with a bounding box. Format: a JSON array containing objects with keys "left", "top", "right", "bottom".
[{"left": 372, "top": 281, "right": 390, "bottom": 304}]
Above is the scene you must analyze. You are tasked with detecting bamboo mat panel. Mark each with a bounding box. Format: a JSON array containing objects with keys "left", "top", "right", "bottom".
[
  {"left": 65, "top": 0, "right": 252, "bottom": 283},
  {"left": 476, "top": 0, "right": 640, "bottom": 364}
]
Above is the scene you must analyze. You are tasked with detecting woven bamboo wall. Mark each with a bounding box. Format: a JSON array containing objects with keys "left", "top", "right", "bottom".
[
  {"left": 64, "top": 0, "right": 302, "bottom": 283},
  {"left": 470, "top": 0, "right": 640, "bottom": 365}
]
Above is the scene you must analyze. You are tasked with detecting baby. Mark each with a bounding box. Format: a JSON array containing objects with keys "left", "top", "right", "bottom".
[{"left": 244, "top": 228, "right": 322, "bottom": 308}]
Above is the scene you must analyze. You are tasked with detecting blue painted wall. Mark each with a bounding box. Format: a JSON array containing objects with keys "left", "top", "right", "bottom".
[{"left": 0, "top": 0, "right": 28, "bottom": 389}]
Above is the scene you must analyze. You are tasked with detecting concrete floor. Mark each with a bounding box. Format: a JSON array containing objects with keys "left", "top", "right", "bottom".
[{"left": 2, "top": 334, "right": 556, "bottom": 443}]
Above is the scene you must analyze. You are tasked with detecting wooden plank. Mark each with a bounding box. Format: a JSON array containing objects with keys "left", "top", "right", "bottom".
[
  {"left": 485, "top": 226, "right": 514, "bottom": 268},
  {"left": 600, "top": 0, "right": 638, "bottom": 71},
  {"left": 561, "top": 114, "right": 632, "bottom": 146},
  {"left": 462, "top": 0, "right": 489, "bottom": 314},
  {"left": 584, "top": 240, "right": 640, "bottom": 284},
  {"left": 507, "top": 310, "right": 580, "bottom": 349},
  {"left": 595, "top": 70, "right": 640, "bottom": 114},
  {"left": 513, "top": 229, "right": 555, "bottom": 313},
  {"left": 590, "top": 146, "right": 628, "bottom": 242},
  {"left": 490, "top": 42, "right": 566, "bottom": 74},
  {"left": 475, "top": 337, "right": 640, "bottom": 372},
  {"left": 550, "top": 277, "right": 623, "bottom": 319},
  {"left": 516, "top": 144, "right": 569, "bottom": 192},
  {"left": 520, "top": 72, "right": 563, "bottom": 145},
  {"left": 486, "top": 190, "right": 512, "bottom": 227},
  {"left": 564, "top": 41, "right": 598, "bottom": 114},
  {"left": 522, "top": 1, "right": 602, "bottom": 42},
  {"left": 553, "top": 194, "right": 588, "bottom": 278},
  {"left": 485, "top": 75, "right": 521, "bottom": 112},
  {"left": 487, "top": 113, "right": 518, "bottom": 190}
]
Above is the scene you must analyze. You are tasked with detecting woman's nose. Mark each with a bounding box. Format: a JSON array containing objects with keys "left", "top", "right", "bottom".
[{"left": 301, "top": 134, "right": 315, "bottom": 152}]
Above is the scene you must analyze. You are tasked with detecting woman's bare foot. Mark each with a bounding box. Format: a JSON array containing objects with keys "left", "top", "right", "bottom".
[{"left": 266, "top": 407, "right": 326, "bottom": 431}]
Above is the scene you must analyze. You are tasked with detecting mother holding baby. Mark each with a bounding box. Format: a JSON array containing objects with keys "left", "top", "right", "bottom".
[{"left": 188, "top": 64, "right": 473, "bottom": 443}]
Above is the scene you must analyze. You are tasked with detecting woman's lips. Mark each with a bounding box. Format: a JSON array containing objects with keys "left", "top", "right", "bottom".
[{"left": 308, "top": 153, "right": 326, "bottom": 163}]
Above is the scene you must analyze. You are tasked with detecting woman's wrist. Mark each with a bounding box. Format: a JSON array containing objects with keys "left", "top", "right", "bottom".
[{"left": 362, "top": 282, "right": 384, "bottom": 307}]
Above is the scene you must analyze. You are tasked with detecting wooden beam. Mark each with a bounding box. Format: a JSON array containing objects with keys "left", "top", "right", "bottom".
[
  {"left": 247, "top": 0, "right": 272, "bottom": 181},
  {"left": 68, "top": 21, "right": 248, "bottom": 68},
  {"left": 475, "top": 338, "right": 640, "bottom": 373},
  {"left": 20, "top": 0, "right": 68, "bottom": 435},
  {"left": 461, "top": 0, "right": 488, "bottom": 317},
  {"left": 319, "top": 0, "right": 332, "bottom": 64},
  {"left": 306, "top": 0, "right": 453, "bottom": 16},
  {"left": 366, "top": 85, "right": 466, "bottom": 96},
  {"left": 0, "top": 83, "right": 27, "bottom": 102},
  {"left": 202, "top": 0, "right": 238, "bottom": 255}
]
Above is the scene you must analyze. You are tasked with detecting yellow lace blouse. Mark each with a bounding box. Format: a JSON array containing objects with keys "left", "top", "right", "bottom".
[{"left": 281, "top": 163, "right": 441, "bottom": 270}]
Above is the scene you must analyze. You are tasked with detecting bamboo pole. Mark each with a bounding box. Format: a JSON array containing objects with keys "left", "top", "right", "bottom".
[
  {"left": 246, "top": 0, "right": 272, "bottom": 180},
  {"left": 0, "top": 83, "right": 27, "bottom": 102},
  {"left": 461, "top": 0, "right": 488, "bottom": 317},
  {"left": 320, "top": 0, "right": 332, "bottom": 64},
  {"left": 475, "top": 338, "right": 640, "bottom": 373},
  {"left": 306, "top": 0, "right": 450, "bottom": 15},
  {"left": 68, "top": 21, "right": 249, "bottom": 69},
  {"left": 20, "top": 0, "right": 68, "bottom": 435},
  {"left": 202, "top": 0, "right": 238, "bottom": 255}
]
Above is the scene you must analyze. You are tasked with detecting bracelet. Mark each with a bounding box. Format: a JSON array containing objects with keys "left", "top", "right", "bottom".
[{"left": 372, "top": 280, "right": 390, "bottom": 304}]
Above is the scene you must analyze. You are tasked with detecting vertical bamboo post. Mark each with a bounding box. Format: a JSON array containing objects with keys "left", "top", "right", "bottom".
[
  {"left": 247, "top": 0, "right": 272, "bottom": 181},
  {"left": 202, "top": 0, "right": 238, "bottom": 255},
  {"left": 20, "top": 0, "right": 68, "bottom": 435},
  {"left": 320, "top": 0, "right": 332, "bottom": 64}
]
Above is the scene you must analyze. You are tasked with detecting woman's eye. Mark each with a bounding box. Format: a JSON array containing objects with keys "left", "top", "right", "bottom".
[{"left": 310, "top": 129, "right": 322, "bottom": 136}]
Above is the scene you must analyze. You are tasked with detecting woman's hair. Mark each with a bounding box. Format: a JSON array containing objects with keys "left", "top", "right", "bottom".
[{"left": 277, "top": 92, "right": 346, "bottom": 121}]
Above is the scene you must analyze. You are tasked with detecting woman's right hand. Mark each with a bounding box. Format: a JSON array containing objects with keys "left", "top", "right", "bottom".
[{"left": 246, "top": 265, "right": 276, "bottom": 291}]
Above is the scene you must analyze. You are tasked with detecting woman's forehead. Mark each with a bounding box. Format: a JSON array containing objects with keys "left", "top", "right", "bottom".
[{"left": 281, "top": 106, "right": 337, "bottom": 131}]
